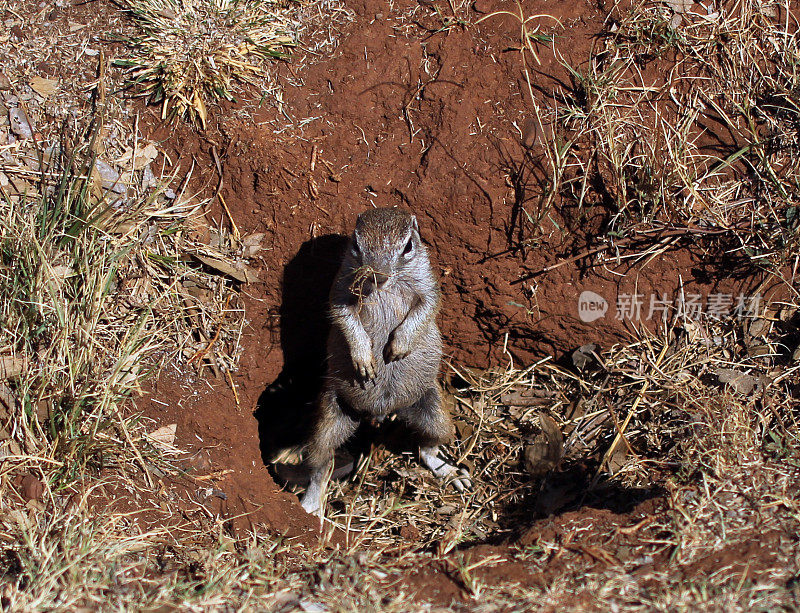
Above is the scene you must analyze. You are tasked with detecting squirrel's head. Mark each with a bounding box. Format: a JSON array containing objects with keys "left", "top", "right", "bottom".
[{"left": 349, "top": 207, "right": 425, "bottom": 291}]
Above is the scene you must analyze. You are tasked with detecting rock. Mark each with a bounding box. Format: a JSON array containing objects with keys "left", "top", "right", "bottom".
[
  {"left": 94, "top": 160, "right": 126, "bottom": 194},
  {"left": 9, "top": 107, "right": 33, "bottom": 139}
]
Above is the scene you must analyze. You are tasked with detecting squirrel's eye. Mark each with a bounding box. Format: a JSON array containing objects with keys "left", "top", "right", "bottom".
[
  {"left": 351, "top": 242, "right": 360, "bottom": 256},
  {"left": 402, "top": 238, "right": 413, "bottom": 256}
]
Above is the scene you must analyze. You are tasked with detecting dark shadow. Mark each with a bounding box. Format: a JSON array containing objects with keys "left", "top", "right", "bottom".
[
  {"left": 465, "top": 460, "right": 664, "bottom": 547},
  {"left": 253, "top": 234, "right": 349, "bottom": 478}
]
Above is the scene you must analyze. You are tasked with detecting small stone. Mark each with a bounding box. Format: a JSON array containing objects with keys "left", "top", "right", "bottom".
[
  {"left": 94, "top": 160, "right": 126, "bottom": 193},
  {"left": 9, "top": 108, "right": 33, "bottom": 139}
]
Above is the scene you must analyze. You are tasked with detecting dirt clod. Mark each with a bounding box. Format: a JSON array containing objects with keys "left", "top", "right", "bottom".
[{"left": 20, "top": 475, "right": 44, "bottom": 501}]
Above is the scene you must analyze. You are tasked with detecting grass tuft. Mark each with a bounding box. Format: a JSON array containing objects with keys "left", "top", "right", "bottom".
[{"left": 114, "top": 0, "right": 299, "bottom": 127}]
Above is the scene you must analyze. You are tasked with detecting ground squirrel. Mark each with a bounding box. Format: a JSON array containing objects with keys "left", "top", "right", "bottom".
[{"left": 300, "top": 207, "right": 471, "bottom": 515}]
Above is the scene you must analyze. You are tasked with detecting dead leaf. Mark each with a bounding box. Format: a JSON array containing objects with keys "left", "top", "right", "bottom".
[
  {"left": 454, "top": 418, "right": 474, "bottom": 440},
  {"left": 7, "top": 438, "right": 22, "bottom": 456},
  {"left": 147, "top": 423, "right": 177, "bottom": 450},
  {"left": 747, "top": 316, "right": 772, "bottom": 338},
  {"left": 50, "top": 264, "right": 74, "bottom": 280},
  {"left": 747, "top": 344, "right": 773, "bottom": 358},
  {"left": 116, "top": 143, "right": 158, "bottom": 171},
  {"left": 0, "top": 383, "right": 18, "bottom": 412},
  {"left": 607, "top": 446, "right": 628, "bottom": 474},
  {"left": 21, "top": 474, "right": 44, "bottom": 501},
  {"left": 523, "top": 413, "right": 564, "bottom": 478},
  {"left": 184, "top": 449, "right": 212, "bottom": 473},
  {"left": 242, "top": 233, "right": 266, "bottom": 257},
  {"left": 192, "top": 90, "right": 207, "bottom": 128},
  {"left": 663, "top": 0, "right": 693, "bottom": 13},
  {"left": 34, "top": 400, "right": 50, "bottom": 421},
  {"left": 572, "top": 344, "right": 598, "bottom": 371},
  {"left": 193, "top": 253, "right": 260, "bottom": 283},
  {"left": 501, "top": 388, "right": 556, "bottom": 407},
  {"left": 714, "top": 368, "right": 761, "bottom": 395},
  {"left": 521, "top": 117, "right": 538, "bottom": 148},
  {"left": 29, "top": 76, "right": 58, "bottom": 98}
]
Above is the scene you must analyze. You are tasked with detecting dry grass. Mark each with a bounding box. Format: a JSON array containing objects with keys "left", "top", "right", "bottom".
[
  {"left": 510, "top": 0, "right": 800, "bottom": 278},
  {"left": 307, "top": 296, "right": 799, "bottom": 609},
  {"left": 0, "top": 114, "right": 254, "bottom": 608},
  {"left": 114, "top": 0, "right": 300, "bottom": 127}
]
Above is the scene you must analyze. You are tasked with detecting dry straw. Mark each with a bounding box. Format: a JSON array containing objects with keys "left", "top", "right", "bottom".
[{"left": 114, "top": 0, "right": 299, "bottom": 127}]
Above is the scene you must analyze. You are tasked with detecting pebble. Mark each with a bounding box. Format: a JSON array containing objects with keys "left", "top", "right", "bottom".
[
  {"left": 141, "top": 164, "right": 156, "bottom": 189},
  {"left": 94, "top": 159, "right": 126, "bottom": 194},
  {"left": 9, "top": 107, "right": 33, "bottom": 139}
]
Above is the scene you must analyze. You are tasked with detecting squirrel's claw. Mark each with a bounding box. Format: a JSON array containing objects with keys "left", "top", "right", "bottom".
[
  {"left": 420, "top": 447, "right": 472, "bottom": 492},
  {"left": 450, "top": 468, "right": 472, "bottom": 492},
  {"left": 354, "top": 353, "right": 376, "bottom": 381}
]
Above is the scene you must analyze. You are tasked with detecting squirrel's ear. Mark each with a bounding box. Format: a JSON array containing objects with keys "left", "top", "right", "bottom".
[{"left": 410, "top": 215, "right": 418, "bottom": 231}]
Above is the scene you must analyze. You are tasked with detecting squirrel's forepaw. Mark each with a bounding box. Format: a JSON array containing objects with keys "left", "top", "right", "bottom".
[
  {"left": 352, "top": 349, "right": 376, "bottom": 380},
  {"left": 384, "top": 335, "right": 411, "bottom": 362}
]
